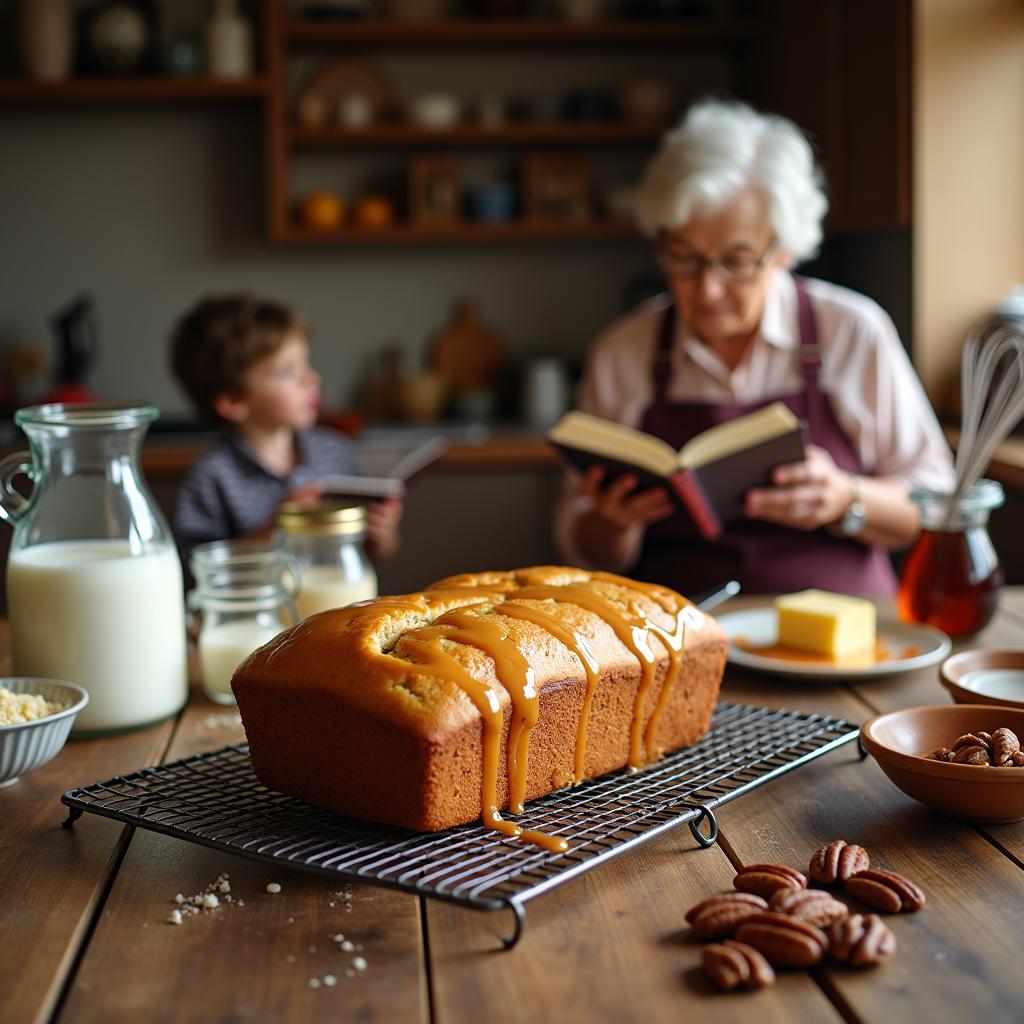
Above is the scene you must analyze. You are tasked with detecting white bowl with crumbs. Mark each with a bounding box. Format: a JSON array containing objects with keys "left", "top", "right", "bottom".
[{"left": 0, "top": 678, "right": 89, "bottom": 788}]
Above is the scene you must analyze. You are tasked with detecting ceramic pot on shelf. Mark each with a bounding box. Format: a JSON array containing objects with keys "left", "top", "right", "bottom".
[{"left": 17, "top": 0, "right": 74, "bottom": 81}]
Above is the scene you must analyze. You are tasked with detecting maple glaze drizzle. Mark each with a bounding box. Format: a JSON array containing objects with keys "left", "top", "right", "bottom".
[
  {"left": 510, "top": 584, "right": 664, "bottom": 770},
  {"left": 592, "top": 572, "right": 703, "bottom": 757},
  {"left": 427, "top": 609, "right": 538, "bottom": 815},
  {"left": 325, "top": 573, "right": 695, "bottom": 851},
  {"left": 493, "top": 601, "right": 601, "bottom": 783}
]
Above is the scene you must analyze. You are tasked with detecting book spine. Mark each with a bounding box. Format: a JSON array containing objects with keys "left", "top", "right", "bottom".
[{"left": 668, "top": 470, "right": 722, "bottom": 540}]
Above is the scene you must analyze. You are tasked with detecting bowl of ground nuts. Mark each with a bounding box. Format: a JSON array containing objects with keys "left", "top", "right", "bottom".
[
  {"left": 0, "top": 678, "right": 89, "bottom": 788},
  {"left": 860, "top": 704, "right": 1024, "bottom": 823}
]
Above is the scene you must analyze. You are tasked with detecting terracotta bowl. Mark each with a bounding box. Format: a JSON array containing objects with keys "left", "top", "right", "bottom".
[
  {"left": 939, "top": 649, "right": 1024, "bottom": 711},
  {"left": 860, "top": 704, "right": 1024, "bottom": 823}
]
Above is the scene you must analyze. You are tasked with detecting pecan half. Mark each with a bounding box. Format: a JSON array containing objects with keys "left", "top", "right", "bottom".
[
  {"left": 685, "top": 893, "right": 769, "bottom": 940},
  {"left": 808, "top": 840, "right": 870, "bottom": 884},
  {"left": 953, "top": 732, "right": 991, "bottom": 752},
  {"left": 845, "top": 869, "right": 926, "bottom": 913},
  {"left": 770, "top": 887, "right": 849, "bottom": 927},
  {"left": 992, "top": 727, "right": 1021, "bottom": 767},
  {"left": 701, "top": 940, "right": 776, "bottom": 991},
  {"left": 927, "top": 747, "right": 956, "bottom": 763},
  {"left": 827, "top": 913, "right": 896, "bottom": 967},
  {"left": 734, "top": 912, "right": 828, "bottom": 967},
  {"left": 734, "top": 863, "right": 807, "bottom": 899},
  {"left": 1010, "top": 749, "right": 1024, "bottom": 767},
  {"left": 952, "top": 745, "right": 990, "bottom": 765}
]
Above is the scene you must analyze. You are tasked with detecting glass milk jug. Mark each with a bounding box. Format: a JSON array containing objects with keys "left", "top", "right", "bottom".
[
  {"left": 189, "top": 540, "right": 300, "bottom": 706},
  {"left": 0, "top": 403, "right": 188, "bottom": 735},
  {"left": 274, "top": 501, "right": 377, "bottom": 619}
]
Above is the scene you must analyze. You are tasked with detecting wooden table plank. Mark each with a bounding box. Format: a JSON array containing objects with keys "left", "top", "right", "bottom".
[
  {"left": 719, "top": 656, "right": 1024, "bottom": 1021},
  {"left": 846, "top": 601, "right": 1024, "bottom": 866},
  {"left": 61, "top": 693, "right": 429, "bottom": 1024},
  {"left": 0, "top": 720, "right": 176, "bottom": 1024},
  {"left": 424, "top": 669, "right": 864, "bottom": 1024},
  {"left": 426, "top": 826, "right": 844, "bottom": 1024},
  {"left": 713, "top": 719, "right": 1024, "bottom": 1019}
]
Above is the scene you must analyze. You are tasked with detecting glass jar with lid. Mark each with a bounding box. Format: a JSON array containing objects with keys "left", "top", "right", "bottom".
[
  {"left": 274, "top": 501, "right": 378, "bottom": 619},
  {"left": 189, "top": 540, "right": 300, "bottom": 705}
]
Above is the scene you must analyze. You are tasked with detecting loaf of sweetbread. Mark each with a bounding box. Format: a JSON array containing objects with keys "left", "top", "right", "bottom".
[{"left": 232, "top": 566, "right": 727, "bottom": 833}]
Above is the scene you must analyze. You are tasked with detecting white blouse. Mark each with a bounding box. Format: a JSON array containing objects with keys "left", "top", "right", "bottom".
[{"left": 554, "top": 270, "right": 955, "bottom": 566}]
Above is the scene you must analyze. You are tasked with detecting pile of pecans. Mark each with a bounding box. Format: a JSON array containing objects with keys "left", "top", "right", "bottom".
[
  {"left": 927, "top": 727, "right": 1023, "bottom": 767},
  {"left": 687, "top": 839, "right": 925, "bottom": 993}
]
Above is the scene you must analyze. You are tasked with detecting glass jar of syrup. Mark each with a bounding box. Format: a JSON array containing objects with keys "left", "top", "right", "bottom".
[{"left": 898, "top": 479, "right": 1005, "bottom": 637}]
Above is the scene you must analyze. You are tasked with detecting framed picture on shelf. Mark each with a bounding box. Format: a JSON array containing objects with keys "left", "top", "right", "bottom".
[
  {"left": 522, "top": 154, "right": 593, "bottom": 224},
  {"left": 408, "top": 157, "right": 462, "bottom": 226}
]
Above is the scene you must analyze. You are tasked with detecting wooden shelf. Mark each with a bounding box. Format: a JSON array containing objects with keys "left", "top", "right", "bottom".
[
  {"left": 284, "top": 17, "right": 759, "bottom": 47},
  {"left": 288, "top": 121, "right": 669, "bottom": 148},
  {"left": 275, "top": 220, "right": 642, "bottom": 245},
  {"left": 0, "top": 77, "right": 271, "bottom": 102}
]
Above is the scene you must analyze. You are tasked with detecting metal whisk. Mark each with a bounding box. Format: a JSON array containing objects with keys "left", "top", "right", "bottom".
[{"left": 954, "top": 324, "right": 1024, "bottom": 501}]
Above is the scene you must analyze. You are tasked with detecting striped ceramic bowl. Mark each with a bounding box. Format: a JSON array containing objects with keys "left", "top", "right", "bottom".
[{"left": 0, "top": 678, "right": 89, "bottom": 788}]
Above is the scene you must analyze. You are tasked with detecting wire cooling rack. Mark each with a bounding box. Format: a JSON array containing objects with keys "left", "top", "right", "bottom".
[{"left": 62, "top": 701, "right": 858, "bottom": 947}]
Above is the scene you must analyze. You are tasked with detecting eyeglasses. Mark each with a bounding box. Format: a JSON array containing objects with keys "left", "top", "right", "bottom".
[{"left": 657, "top": 239, "right": 776, "bottom": 283}]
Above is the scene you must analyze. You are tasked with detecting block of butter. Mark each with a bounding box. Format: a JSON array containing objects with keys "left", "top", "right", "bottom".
[{"left": 774, "top": 590, "right": 876, "bottom": 658}]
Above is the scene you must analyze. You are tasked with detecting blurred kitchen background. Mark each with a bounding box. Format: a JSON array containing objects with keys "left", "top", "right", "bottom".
[{"left": 1, "top": 0, "right": 1023, "bottom": 595}]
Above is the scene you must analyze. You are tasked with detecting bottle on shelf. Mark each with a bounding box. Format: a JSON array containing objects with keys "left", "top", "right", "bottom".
[{"left": 204, "top": 0, "right": 253, "bottom": 80}]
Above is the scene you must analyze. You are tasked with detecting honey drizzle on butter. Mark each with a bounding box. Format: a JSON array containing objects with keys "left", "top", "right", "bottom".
[{"left": 493, "top": 602, "right": 601, "bottom": 784}]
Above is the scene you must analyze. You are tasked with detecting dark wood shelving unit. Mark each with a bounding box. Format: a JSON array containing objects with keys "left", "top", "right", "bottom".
[
  {"left": 267, "top": 6, "right": 760, "bottom": 244},
  {"left": 287, "top": 121, "right": 669, "bottom": 149},
  {"left": 284, "top": 16, "right": 760, "bottom": 47},
  {"left": 272, "top": 220, "right": 641, "bottom": 245},
  {"left": 0, "top": 77, "right": 270, "bottom": 102},
  {"left": 0, "top": 3, "right": 912, "bottom": 244}
]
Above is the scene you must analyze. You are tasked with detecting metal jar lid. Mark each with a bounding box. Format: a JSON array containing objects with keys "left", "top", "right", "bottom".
[{"left": 274, "top": 501, "right": 367, "bottom": 536}]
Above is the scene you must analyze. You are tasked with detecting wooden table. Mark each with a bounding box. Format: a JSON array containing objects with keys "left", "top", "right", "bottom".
[{"left": 3, "top": 593, "right": 1024, "bottom": 1024}]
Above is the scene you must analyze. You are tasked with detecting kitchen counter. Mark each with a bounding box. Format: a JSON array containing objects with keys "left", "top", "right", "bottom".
[
  {"left": 140, "top": 425, "right": 557, "bottom": 479},
  {"left": 4, "top": 593, "right": 1024, "bottom": 1022}
]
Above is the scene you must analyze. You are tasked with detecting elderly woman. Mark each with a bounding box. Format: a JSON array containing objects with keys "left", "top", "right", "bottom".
[{"left": 555, "top": 99, "right": 954, "bottom": 595}]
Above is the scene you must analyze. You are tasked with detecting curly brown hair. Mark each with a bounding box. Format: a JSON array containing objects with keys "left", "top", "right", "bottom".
[{"left": 169, "top": 295, "right": 309, "bottom": 423}]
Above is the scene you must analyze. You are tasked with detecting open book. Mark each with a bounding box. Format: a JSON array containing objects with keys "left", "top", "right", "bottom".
[
  {"left": 548, "top": 402, "right": 806, "bottom": 539},
  {"left": 317, "top": 436, "right": 449, "bottom": 501}
]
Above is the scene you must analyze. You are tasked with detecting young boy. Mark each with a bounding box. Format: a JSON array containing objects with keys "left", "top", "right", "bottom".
[{"left": 170, "top": 294, "right": 402, "bottom": 562}]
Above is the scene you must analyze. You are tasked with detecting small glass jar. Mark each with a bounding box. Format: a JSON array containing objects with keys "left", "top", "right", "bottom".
[
  {"left": 189, "top": 540, "right": 300, "bottom": 705},
  {"left": 898, "top": 479, "right": 1005, "bottom": 637},
  {"left": 274, "top": 501, "right": 378, "bottom": 619}
]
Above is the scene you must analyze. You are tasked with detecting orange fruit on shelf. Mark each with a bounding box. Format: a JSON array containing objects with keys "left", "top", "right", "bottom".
[
  {"left": 298, "top": 189, "right": 345, "bottom": 231},
  {"left": 353, "top": 194, "right": 396, "bottom": 229}
]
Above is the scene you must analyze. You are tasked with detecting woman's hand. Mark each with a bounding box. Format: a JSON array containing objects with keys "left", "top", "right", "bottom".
[
  {"left": 574, "top": 465, "right": 674, "bottom": 569},
  {"left": 744, "top": 444, "right": 853, "bottom": 531},
  {"left": 582, "top": 465, "right": 675, "bottom": 529},
  {"left": 365, "top": 496, "right": 403, "bottom": 560}
]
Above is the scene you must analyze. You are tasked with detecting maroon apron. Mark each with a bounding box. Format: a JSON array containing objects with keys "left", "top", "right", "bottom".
[{"left": 632, "top": 278, "right": 896, "bottom": 596}]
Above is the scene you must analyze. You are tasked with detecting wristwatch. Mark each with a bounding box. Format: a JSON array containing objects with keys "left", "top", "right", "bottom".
[{"left": 839, "top": 474, "right": 867, "bottom": 537}]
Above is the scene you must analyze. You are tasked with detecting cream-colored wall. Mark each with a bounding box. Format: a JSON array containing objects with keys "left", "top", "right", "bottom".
[{"left": 914, "top": 0, "right": 1024, "bottom": 411}]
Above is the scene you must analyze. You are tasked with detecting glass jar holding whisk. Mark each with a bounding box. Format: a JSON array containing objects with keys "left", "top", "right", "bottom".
[
  {"left": 898, "top": 480, "right": 1005, "bottom": 637},
  {"left": 904, "top": 317, "right": 1024, "bottom": 636},
  {"left": 188, "top": 541, "right": 301, "bottom": 705}
]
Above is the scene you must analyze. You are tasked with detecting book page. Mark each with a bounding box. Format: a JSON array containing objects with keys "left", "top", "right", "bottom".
[
  {"left": 677, "top": 402, "right": 800, "bottom": 470},
  {"left": 549, "top": 412, "right": 679, "bottom": 476}
]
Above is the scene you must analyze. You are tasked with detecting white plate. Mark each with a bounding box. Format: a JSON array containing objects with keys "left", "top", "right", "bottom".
[{"left": 715, "top": 607, "right": 952, "bottom": 680}]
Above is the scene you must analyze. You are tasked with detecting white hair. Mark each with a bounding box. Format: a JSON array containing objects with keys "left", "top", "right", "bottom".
[{"left": 634, "top": 98, "right": 828, "bottom": 262}]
